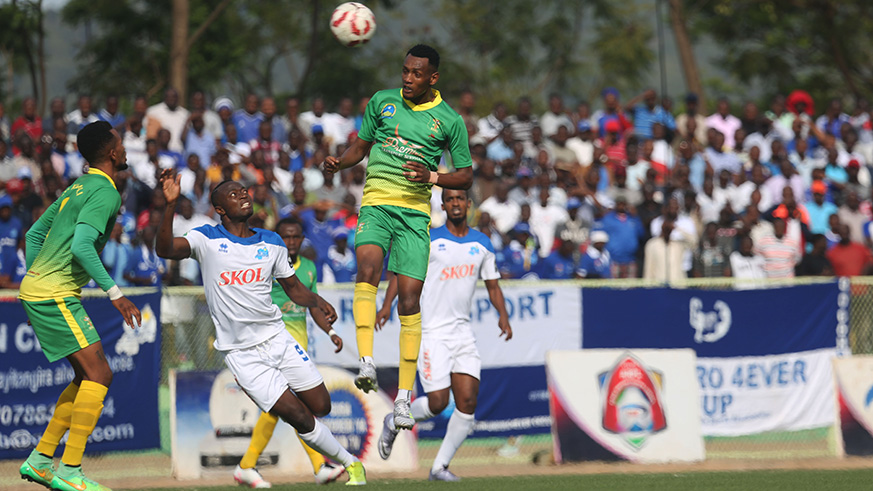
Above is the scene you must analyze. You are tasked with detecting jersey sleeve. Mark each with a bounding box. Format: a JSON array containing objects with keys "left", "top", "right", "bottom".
[
  {"left": 447, "top": 114, "right": 472, "bottom": 168},
  {"left": 309, "top": 263, "right": 319, "bottom": 294},
  {"left": 273, "top": 246, "right": 295, "bottom": 279},
  {"left": 480, "top": 247, "right": 501, "bottom": 281},
  {"left": 183, "top": 228, "right": 206, "bottom": 261},
  {"left": 357, "top": 94, "right": 380, "bottom": 143},
  {"left": 76, "top": 188, "right": 121, "bottom": 234}
]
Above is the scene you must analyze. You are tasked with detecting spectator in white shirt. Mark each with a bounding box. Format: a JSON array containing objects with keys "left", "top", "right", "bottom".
[
  {"left": 706, "top": 97, "right": 742, "bottom": 150},
  {"left": 540, "top": 93, "right": 574, "bottom": 138},
  {"left": 145, "top": 88, "right": 190, "bottom": 152},
  {"left": 530, "top": 187, "right": 569, "bottom": 258},
  {"left": 479, "top": 182, "right": 521, "bottom": 234}
]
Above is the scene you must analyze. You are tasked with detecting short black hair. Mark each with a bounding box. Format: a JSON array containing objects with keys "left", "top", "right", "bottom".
[
  {"left": 407, "top": 44, "right": 440, "bottom": 70},
  {"left": 441, "top": 187, "right": 469, "bottom": 202},
  {"left": 77, "top": 121, "right": 115, "bottom": 164},
  {"left": 210, "top": 180, "right": 234, "bottom": 208},
  {"left": 275, "top": 216, "right": 304, "bottom": 234}
]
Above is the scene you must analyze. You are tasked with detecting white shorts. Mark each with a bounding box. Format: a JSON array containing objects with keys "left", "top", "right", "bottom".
[
  {"left": 418, "top": 323, "right": 481, "bottom": 393},
  {"left": 223, "top": 329, "right": 323, "bottom": 412}
]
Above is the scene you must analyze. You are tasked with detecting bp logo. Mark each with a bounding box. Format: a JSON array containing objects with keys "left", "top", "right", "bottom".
[
  {"left": 255, "top": 247, "right": 269, "bottom": 260},
  {"left": 380, "top": 104, "right": 396, "bottom": 119},
  {"left": 599, "top": 353, "right": 667, "bottom": 450}
]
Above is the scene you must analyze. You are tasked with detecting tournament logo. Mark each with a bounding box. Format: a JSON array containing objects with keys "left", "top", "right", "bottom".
[
  {"left": 255, "top": 247, "right": 269, "bottom": 260},
  {"left": 380, "top": 104, "right": 396, "bottom": 119},
  {"left": 689, "top": 297, "right": 731, "bottom": 343},
  {"left": 599, "top": 353, "right": 667, "bottom": 450}
]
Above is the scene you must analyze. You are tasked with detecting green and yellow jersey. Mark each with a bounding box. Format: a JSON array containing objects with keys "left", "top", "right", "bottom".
[
  {"left": 359, "top": 88, "right": 472, "bottom": 215},
  {"left": 270, "top": 255, "right": 318, "bottom": 349},
  {"left": 19, "top": 168, "right": 121, "bottom": 302}
]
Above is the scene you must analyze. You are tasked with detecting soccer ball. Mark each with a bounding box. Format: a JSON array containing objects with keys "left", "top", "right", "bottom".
[{"left": 330, "top": 2, "right": 376, "bottom": 47}]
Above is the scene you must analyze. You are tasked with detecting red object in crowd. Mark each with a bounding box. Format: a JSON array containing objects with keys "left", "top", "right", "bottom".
[{"left": 786, "top": 90, "right": 815, "bottom": 116}]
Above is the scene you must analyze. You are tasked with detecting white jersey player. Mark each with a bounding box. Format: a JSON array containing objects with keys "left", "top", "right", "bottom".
[
  {"left": 375, "top": 188, "right": 512, "bottom": 482},
  {"left": 155, "top": 170, "right": 367, "bottom": 486}
]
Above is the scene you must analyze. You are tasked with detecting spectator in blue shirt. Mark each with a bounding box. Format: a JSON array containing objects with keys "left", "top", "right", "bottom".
[
  {"left": 298, "top": 201, "right": 335, "bottom": 278},
  {"left": 233, "top": 94, "right": 264, "bottom": 143},
  {"left": 502, "top": 223, "right": 539, "bottom": 279},
  {"left": 98, "top": 95, "right": 126, "bottom": 130},
  {"left": 0, "top": 195, "right": 22, "bottom": 274},
  {"left": 539, "top": 239, "right": 577, "bottom": 279},
  {"left": 101, "top": 221, "right": 134, "bottom": 287},
  {"left": 578, "top": 230, "right": 613, "bottom": 279},
  {"left": 0, "top": 235, "right": 24, "bottom": 288},
  {"left": 157, "top": 128, "right": 184, "bottom": 170},
  {"left": 185, "top": 112, "right": 216, "bottom": 168},
  {"left": 125, "top": 225, "right": 166, "bottom": 287},
  {"left": 325, "top": 227, "right": 356, "bottom": 283},
  {"left": 599, "top": 197, "right": 644, "bottom": 278},
  {"left": 806, "top": 179, "right": 839, "bottom": 235},
  {"left": 625, "top": 89, "right": 676, "bottom": 140}
]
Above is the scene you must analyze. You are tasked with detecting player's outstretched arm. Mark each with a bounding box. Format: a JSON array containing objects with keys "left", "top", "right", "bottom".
[
  {"left": 155, "top": 169, "right": 192, "bottom": 260},
  {"left": 485, "top": 279, "right": 512, "bottom": 341},
  {"left": 309, "top": 306, "right": 343, "bottom": 353},
  {"left": 278, "top": 275, "right": 338, "bottom": 324},
  {"left": 322, "top": 137, "right": 373, "bottom": 174},
  {"left": 375, "top": 271, "right": 398, "bottom": 330},
  {"left": 402, "top": 162, "right": 472, "bottom": 190}
]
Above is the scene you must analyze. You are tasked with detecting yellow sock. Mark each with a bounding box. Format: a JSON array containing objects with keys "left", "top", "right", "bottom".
[
  {"left": 297, "top": 433, "right": 326, "bottom": 474},
  {"left": 240, "top": 412, "right": 279, "bottom": 469},
  {"left": 61, "top": 380, "right": 108, "bottom": 467},
  {"left": 398, "top": 313, "right": 422, "bottom": 391},
  {"left": 36, "top": 382, "right": 79, "bottom": 457},
  {"left": 353, "top": 283, "right": 378, "bottom": 359}
]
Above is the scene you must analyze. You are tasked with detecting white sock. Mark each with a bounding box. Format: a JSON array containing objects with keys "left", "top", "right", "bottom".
[
  {"left": 361, "top": 356, "right": 374, "bottom": 364},
  {"left": 411, "top": 396, "right": 435, "bottom": 421},
  {"left": 432, "top": 410, "right": 474, "bottom": 472},
  {"left": 297, "top": 419, "right": 357, "bottom": 467},
  {"left": 395, "top": 389, "right": 411, "bottom": 402}
]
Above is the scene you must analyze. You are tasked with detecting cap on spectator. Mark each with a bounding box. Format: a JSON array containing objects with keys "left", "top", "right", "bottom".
[
  {"left": 332, "top": 227, "right": 350, "bottom": 240},
  {"left": 577, "top": 120, "right": 592, "bottom": 132},
  {"left": 604, "top": 119, "right": 621, "bottom": 133},
  {"left": 214, "top": 97, "right": 234, "bottom": 112},
  {"left": 17, "top": 166, "right": 32, "bottom": 180},
  {"left": 614, "top": 165, "right": 627, "bottom": 178},
  {"left": 5, "top": 178, "right": 24, "bottom": 195},
  {"left": 811, "top": 180, "right": 827, "bottom": 195},
  {"left": 311, "top": 124, "right": 324, "bottom": 134},
  {"left": 567, "top": 197, "right": 582, "bottom": 209},
  {"left": 590, "top": 230, "right": 609, "bottom": 244},
  {"left": 518, "top": 167, "right": 533, "bottom": 178},
  {"left": 685, "top": 93, "right": 699, "bottom": 103},
  {"left": 513, "top": 222, "right": 531, "bottom": 235},
  {"left": 848, "top": 159, "right": 861, "bottom": 169},
  {"left": 0, "top": 195, "right": 12, "bottom": 209},
  {"left": 601, "top": 87, "right": 620, "bottom": 99}
]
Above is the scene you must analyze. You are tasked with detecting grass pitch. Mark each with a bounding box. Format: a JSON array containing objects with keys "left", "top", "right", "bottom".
[{"left": 145, "top": 468, "right": 873, "bottom": 490}]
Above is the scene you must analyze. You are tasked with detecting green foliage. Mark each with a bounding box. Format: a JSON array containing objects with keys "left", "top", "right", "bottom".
[{"left": 686, "top": 0, "right": 873, "bottom": 110}]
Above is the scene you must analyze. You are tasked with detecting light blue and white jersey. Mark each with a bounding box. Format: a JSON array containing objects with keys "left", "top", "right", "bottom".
[
  {"left": 421, "top": 225, "right": 500, "bottom": 333},
  {"left": 185, "top": 224, "right": 295, "bottom": 351}
]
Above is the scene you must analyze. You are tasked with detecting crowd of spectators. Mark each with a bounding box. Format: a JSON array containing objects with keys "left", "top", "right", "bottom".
[{"left": 1, "top": 85, "right": 873, "bottom": 288}]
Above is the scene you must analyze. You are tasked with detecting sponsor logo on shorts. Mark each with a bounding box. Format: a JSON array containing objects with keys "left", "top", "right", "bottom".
[
  {"left": 82, "top": 316, "right": 94, "bottom": 331},
  {"left": 255, "top": 247, "right": 269, "bottom": 260},
  {"left": 439, "top": 263, "right": 476, "bottom": 281},
  {"left": 599, "top": 353, "right": 667, "bottom": 450},
  {"left": 218, "top": 268, "right": 264, "bottom": 286},
  {"left": 422, "top": 349, "right": 432, "bottom": 380}
]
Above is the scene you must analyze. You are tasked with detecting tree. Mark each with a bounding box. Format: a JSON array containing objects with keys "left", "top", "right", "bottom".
[
  {"left": 0, "top": 0, "right": 46, "bottom": 109},
  {"left": 686, "top": 0, "right": 873, "bottom": 109}
]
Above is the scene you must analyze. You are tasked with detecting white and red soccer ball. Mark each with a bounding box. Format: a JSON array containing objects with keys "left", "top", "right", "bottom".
[{"left": 330, "top": 2, "right": 376, "bottom": 47}]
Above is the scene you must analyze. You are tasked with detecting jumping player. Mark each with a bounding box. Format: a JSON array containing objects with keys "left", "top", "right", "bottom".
[
  {"left": 234, "top": 216, "right": 347, "bottom": 487},
  {"left": 18, "top": 121, "right": 142, "bottom": 491},
  {"left": 375, "top": 188, "right": 512, "bottom": 481},
  {"left": 322, "top": 44, "right": 473, "bottom": 429},
  {"left": 156, "top": 170, "right": 366, "bottom": 485}
]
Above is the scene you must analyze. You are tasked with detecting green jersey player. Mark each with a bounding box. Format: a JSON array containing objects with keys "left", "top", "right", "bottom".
[{"left": 323, "top": 44, "right": 473, "bottom": 430}]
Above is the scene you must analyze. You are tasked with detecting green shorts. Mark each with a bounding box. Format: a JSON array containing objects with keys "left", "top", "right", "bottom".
[
  {"left": 356, "top": 205, "right": 431, "bottom": 281},
  {"left": 22, "top": 297, "right": 101, "bottom": 362}
]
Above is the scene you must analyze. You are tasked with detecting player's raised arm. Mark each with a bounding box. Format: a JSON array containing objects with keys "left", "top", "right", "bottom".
[
  {"left": 484, "top": 279, "right": 512, "bottom": 341},
  {"left": 322, "top": 137, "right": 373, "bottom": 174},
  {"left": 155, "top": 169, "right": 192, "bottom": 260},
  {"left": 375, "top": 271, "right": 398, "bottom": 330},
  {"left": 277, "top": 275, "right": 338, "bottom": 324}
]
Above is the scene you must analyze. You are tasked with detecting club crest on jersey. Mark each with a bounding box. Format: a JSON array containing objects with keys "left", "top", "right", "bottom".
[
  {"left": 255, "top": 247, "right": 269, "bottom": 260},
  {"left": 380, "top": 104, "right": 396, "bottom": 119},
  {"left": 469, "top": 245, "right": 480, "bottom": 256},
  {"left": 219, "top": 243, "right": 229, "bottom": 253},
  {"left": 429, "top": 117, "right": 442, "bottom": 135},
  {"left": 599, "top": 353, "right": 667, "bottom": 450}
]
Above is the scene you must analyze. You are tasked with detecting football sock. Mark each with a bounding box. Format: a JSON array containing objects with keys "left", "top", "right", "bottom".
[
  {"left": 353, "top": 283, "right": 378, "bottom": 359},
  {"left": 411, "top": 396, "right": 435, "bottom": 422},
  {"left": 35, "top": 381, "right": 79, "bottom": 456},
  {"left": 61, "top": 381, "right": 108, "bottom": 467},
  {"left": 298, "top": 433, "right": 326, "bottom": 475},
  {"left": 298, "top": 419, "right": 356, "bottom": 468},
  {"left": 395, "top": 389, "right": 411, "bottom": 403},
  {"left": 432, "top": 410, "right": 474, "bottom": 472},
  {"left": 240, "top": 412, "right": 279, "bottom": 469},
  {"left": 397, "top": 313, "right": 422, "bottom": 391}
]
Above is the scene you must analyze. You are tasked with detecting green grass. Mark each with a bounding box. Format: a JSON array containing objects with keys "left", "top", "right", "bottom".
[{"left": 142, "top": 469, "right": 873, "bottom": 491}]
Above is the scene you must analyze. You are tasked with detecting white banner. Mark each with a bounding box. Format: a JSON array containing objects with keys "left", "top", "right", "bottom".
[
  {"left": 547, "top": 349, "right": 704, "bottom": 463},
  {"left": 697, "top": 348, "right": 837, "bottom": 436},
  {"left": 308, "top": 284, "right": 582, "bottom": 369}
]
